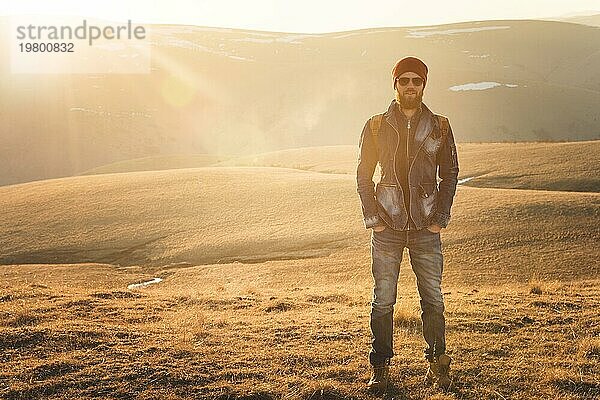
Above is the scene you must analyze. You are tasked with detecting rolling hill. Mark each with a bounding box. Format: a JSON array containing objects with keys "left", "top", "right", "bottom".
[
  {"left": 1, "top": 143, "right": 598, "bottom": 281},
  {"left": 1, "top": 142, "right": 599, "bottom": 399},
  {"left": 83, "top": 141, "right": 600, "bottom": 193},
  {"left": 1, "top": 18, "right": 599, "bottom": 186}
]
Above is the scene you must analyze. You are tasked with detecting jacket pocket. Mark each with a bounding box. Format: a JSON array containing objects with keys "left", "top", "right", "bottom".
[
  {"left": 419, "top": 182, "right": 438, "bottom": 218},
  {"left": 375, "top": 183, "right": 408, "bottom": 229}
]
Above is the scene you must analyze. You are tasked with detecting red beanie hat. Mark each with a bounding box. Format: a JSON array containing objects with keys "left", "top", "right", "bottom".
[{"left": 391, "top": 56, "right": 428, "bottom": 89}]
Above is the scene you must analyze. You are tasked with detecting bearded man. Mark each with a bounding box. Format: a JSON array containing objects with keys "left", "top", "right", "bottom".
[{"left": 356, "top": 56, "right": 460, "bottom": 393}]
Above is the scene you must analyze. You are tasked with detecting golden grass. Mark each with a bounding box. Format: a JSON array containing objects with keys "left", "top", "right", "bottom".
[
  {"left": 1, "top": 260, "right": 599, "bottom": 399},
  {"left": 0, "top": 142, "right": 598, "bottom": 398},
  {"left": 77, "top": 141, "right": 599, "bottom": 193},
  {"left": 80, "top": 154, "right": 233, "bottom": 176},
  {"left": 578, "top": 336, "right": 600, "bottom": 360},
  {"left": 211, "top": 141, "right": 600, "bottom": 192},
  {"left": 393, "top": 302, "right": 422, "bottom": 333},
  {"left": 0, "top": 167, "right": 362, "bottom": 267},
  {"left": 528, "top": 274, "right": 562, "bottom": 295},
  {"left": 0, "top": 163, "right": 598, "bottom": 284}
]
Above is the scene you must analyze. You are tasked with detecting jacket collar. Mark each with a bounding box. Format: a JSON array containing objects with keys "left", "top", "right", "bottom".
[
  {"left": 384, "top": 99, "right": 435, "bottom": 151},
  {"left": 383, "top": 99, "right": 400, "bottom": 133}
]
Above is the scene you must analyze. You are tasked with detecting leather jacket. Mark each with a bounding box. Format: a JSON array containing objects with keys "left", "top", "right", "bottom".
[{"left": 356, "top": 99, "right": 459, "bottom": 230}]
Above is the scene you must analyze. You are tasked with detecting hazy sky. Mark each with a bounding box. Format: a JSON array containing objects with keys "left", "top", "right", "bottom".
[{"left": 3, "top": 0, "right": 600, "bottom": 32}]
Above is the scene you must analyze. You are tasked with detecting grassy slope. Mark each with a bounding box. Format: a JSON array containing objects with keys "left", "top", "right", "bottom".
[
  {"left": 455, "top": 141, "right": 600, "bottom": 192},
  {"left": 213, "top": 141, "right": 600, "bottom": 193},
  {"left": 1, "top": 166, "right": 598, "bottom": 277},
  {"left": 79, "top": 154, "right": 233, "bottom": 176},
  {"left": 1, "top": 143, "right": 599, "bottom": 399},
  {"left": 81, "top": 140, "right": 600, "bottom": 193},
  {"left": 0, "top": 167, "right": 363, "bottom": 267}
]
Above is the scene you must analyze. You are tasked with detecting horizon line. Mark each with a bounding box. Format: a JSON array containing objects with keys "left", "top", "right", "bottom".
[{"left": 1, "top": 13, "right": 599, "bottom": 35}]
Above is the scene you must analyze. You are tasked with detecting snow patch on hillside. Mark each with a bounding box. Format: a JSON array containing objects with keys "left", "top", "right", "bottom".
[
  {"left": 407, "top": 25, "right": 510, "bottom": 38},
  {"left": 449, "top": 82, "right": 519, "bottom": 91}
]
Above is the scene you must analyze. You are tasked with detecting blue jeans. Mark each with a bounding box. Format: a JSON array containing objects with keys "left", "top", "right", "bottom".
[{"left": 369, "top": 225, "right": 446, "bottom": 365}]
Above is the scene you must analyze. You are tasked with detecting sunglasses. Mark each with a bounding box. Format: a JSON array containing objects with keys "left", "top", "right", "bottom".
[{"left": 396, "top": 77, "right": 424, "bottom": 86}]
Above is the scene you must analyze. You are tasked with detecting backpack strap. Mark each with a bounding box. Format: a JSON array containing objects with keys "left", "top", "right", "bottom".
[
  {"left": 435, "top": 114, "right": 450, "bottom": 139},
  {"left": 369, "top": 114, "right": 384, "bottom": 157}
]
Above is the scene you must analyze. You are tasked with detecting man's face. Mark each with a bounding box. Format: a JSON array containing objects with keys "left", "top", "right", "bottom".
[{"left": 394, "top": 71, "right": 424, "bottom": 109}]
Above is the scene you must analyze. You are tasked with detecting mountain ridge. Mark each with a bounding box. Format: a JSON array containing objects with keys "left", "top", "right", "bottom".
[{"left": 1, "top": 18, "right": 599, "bottom": 186}]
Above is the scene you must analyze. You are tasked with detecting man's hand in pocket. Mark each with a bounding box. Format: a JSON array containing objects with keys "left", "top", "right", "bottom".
[
  {"left": 426, "top": 224, "right": 442, "bottom": 233},
  {"left": 372, "top": 225, "right": 386, "bottom": 232}
]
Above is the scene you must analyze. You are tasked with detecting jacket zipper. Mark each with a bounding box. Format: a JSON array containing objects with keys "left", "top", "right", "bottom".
[
  {"left": 390, "top": 120, "right": 403, "bottom": 230},
  {"left": 407, "top": 113, "right": 439, "bottom": 229},
  {"left": 390, "top": 106, "right": 435, "bottom": 231},
  {"left": 406, "top": 118, "right": 412, "bottom": 230}
]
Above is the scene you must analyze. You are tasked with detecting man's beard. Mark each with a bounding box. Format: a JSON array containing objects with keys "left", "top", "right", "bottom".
[{"left": 395, "top": 90, "right": 423, "bottom": 109}]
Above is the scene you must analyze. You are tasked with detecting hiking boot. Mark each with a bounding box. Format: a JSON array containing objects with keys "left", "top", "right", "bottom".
[
  {"left": 424, "top": 354, "right": 452, "bottom": 389},
  {"left": 424, "top": 360, "right": 436, "bottom": 385},
  {"left": 367, "top": 360, "right": 390, "bottom": 393},
  {"left": 437, "top": 354, "right": 452, "bottom": 389}
]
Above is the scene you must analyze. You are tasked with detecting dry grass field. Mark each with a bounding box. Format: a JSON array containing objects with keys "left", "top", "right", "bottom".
[
  {"left": 81, "top": 141, "right": 600, "bottom": 193},
  {"left": 1, "top": 142, "right": 599, "bottom": 399},
  {"left": 213, "top": 141, "right": 600, "bottom": 193},
  {"left": 81, "top": 155, "right": 233, "bottom": 176}
]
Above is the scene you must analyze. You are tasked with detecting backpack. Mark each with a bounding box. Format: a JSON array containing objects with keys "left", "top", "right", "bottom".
[{"left": 368, "top": 113, "right": 450, "bottom": 157}]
